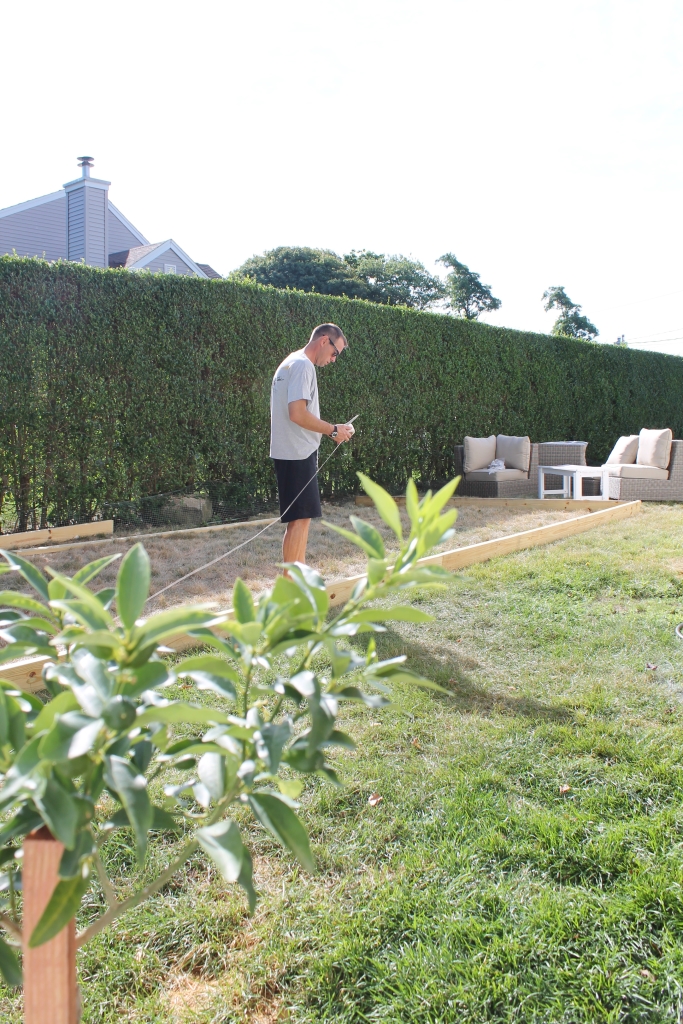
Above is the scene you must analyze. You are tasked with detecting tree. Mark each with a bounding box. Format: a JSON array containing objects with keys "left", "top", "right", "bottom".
[
  {"left": 0, "top": 472, "right": 458, "bottom": 999},
  {"left": 437, "top": 254, "right": 502, "bottom": 320},
  {"left": 230, "top": 246, "right": 445, "bottom": 309},
  {"left": 230, "top": 246, "right": 366, "bottom": 298},
  {"left": 542, "top": 286, "right": 598, "bottom": 341},
  {"left": 343, "top": 251, "right": 446, "bottom": 310}
]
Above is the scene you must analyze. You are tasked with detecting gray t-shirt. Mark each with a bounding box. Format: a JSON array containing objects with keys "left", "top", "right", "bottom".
[{"left": 270, "top": 349, "right": 321, "bottom": 460}]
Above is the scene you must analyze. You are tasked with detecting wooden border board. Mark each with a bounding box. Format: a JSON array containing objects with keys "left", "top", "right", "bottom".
[
  {"left": 8, "top": 517, "right": 279, "bottom": 557},
  {"left": 355, "top": 495, "right": 629, "bottom": 512},
  {"left": 0, "top": 521, "right": 114, "bottom": 551},
  {"left": 1, "top": 500, "right": 641, "bottom": 692}
]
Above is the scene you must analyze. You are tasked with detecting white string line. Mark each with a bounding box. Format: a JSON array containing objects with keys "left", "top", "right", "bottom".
[{"left": 145, "top": 441, "right": 348, "bottom": 605}]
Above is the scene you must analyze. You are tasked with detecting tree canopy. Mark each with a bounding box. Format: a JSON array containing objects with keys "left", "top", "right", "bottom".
[
  {"left": 437, "top": 254, "right": 502, "bottom": 320},
  {"left": 542, "top": 286, "right": 598, "bottom": 341},
  {"left": 231, "top": 246, "right": 444, "bottom": 310}
]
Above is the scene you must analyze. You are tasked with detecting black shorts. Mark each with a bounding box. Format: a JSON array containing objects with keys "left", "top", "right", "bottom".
[{"left": 273, "top": 451, "right": 322, "bottom": 523}]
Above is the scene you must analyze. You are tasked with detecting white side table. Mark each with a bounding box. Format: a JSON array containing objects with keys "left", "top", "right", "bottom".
[{"left": 538, "top": 464, "right": 610, "bottom": 500}]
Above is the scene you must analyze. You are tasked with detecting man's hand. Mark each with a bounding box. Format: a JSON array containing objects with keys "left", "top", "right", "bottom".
[{"left": 333, "top": 423, "right": 354, "bottom": 444}]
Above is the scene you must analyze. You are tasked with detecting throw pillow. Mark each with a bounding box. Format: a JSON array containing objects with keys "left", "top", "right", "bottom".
[
  {"left": 606, "top": 435, "right": 639, "bottom": 464},
  {"left": 495, "top": 434, "right": 531, "bottom": 472},
  {"left": 463, "top": 435, "right": 496, "bottom": 473},
  {"left": 636, "top": 427, "right": 673, "bottom": 469}
]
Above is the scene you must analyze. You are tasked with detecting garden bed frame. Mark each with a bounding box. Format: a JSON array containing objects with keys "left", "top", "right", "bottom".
[{"left": 1, "top": 500, "right": 641, "bottom": 693}]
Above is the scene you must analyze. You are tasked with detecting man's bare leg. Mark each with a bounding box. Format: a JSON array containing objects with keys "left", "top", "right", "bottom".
[{"left": 283, "top": 518, "right": 311, "bottom": 567}]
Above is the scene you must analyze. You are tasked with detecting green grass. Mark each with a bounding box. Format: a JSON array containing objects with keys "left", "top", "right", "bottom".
[{"left": 5, "top": 503, "right": 683, "bottom": 1022}]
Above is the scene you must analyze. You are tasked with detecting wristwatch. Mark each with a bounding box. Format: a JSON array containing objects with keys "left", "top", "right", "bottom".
[{"left": 330, "top": 424, "right": 338, "bottom": 438}]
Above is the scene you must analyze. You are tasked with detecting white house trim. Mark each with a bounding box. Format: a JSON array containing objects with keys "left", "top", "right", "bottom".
[
  {"left": 0, "top": 190, "right": 64, "bottom": 220},
  {"left": 127, "top": 239, "right": 209, "bottom": 278},
  {"left": 108, "top": 201, "right": 149, "bottom": 246},
  {"left": 63, "top": 177, "right": 110, "bottom": 193}
]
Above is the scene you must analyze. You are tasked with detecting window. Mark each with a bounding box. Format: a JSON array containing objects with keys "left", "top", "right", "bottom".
[{"left": 164, "top": 264, "right": 177, "bottom": 275}]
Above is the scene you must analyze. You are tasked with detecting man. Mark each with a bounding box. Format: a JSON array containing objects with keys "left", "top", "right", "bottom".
[{"left": 270, "top": 323, "right": 353, "bottom": 566}]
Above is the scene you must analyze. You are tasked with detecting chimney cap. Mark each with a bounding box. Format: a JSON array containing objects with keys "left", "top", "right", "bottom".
[{"left": 77, "top": 155, "right": 94, "bottom": 178}]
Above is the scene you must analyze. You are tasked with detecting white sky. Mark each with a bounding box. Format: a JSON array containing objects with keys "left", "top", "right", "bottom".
[{"left": 2, "top": 0, "right": 682, "bottom": 355}]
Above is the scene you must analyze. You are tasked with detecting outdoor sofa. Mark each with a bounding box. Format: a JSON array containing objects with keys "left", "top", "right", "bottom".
[
  {"left": 453, "top": 435, "right": 588, "bottom": 498},
  {"left": 602, "top": 429, "right": 683, "bottom": 501}
]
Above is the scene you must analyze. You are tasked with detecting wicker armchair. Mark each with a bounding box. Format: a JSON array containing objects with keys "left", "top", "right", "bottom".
[
  {"left": 453, "top": 442, "right": 587, "bottom": 498},
  {"left": 606, "top": 440, "right": 683, "bottom": 501}
]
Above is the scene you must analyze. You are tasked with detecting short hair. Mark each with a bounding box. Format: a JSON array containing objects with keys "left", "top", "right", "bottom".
[{"left": 310, "top": 323, "right": 347, "bottom": 347}]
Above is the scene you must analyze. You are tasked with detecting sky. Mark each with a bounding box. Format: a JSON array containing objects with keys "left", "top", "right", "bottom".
[{"left": 2, "top": 0, "right": 682, "bottom": 355}]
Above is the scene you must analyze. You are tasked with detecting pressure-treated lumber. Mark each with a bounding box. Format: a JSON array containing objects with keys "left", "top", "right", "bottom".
[
  {"left": 9, "top": 516, "right": 279, "bottom": 557},
  {"left": 23, "top": 827, "right": 78, "bottom": 1024},
  {"left": 354, "top": 495, "right": 629, "bottom": 511},
  {"left": 0, "top": 520, "right": 113, "bottom": 551},
  {"left": 327, "top": 499, "right": 641, "bottom": 607},
  {"left": 1, "top": 500, "right": 641, "bottom": 689}
]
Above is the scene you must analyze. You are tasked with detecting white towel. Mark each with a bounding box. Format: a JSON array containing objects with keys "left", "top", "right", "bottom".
[{"left": 487, "top": 459, "right": 506, "bottom": 474}]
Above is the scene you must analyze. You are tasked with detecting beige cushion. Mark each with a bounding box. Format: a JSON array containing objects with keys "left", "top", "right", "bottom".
[
  {"left": 495, "top": 434, "right": 531, "bottom": 472},
  {"left": 602, "top": 463, "right": 669, "bottom": 480},
  {"left": 466, "top": 468, "right": 528, "bottom": 481},
  {"left": 637, "top": 428, "right": 672, "bottom": 469},
  {"left": 463, "top": 435, "right": 496, "bottom": 473},
  {"left": 606, "top": 435, "right": 639, "bottom": 464}
]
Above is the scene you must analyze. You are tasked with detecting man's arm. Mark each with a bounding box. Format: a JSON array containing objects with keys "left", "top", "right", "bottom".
[{"left": 288, "top": 400, "right": 353, "bottom": 443}]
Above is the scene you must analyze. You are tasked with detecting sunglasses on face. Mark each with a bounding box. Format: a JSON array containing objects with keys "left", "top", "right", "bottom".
[{"left": 328, "top": 338, "right": 344, "bottom": 359}]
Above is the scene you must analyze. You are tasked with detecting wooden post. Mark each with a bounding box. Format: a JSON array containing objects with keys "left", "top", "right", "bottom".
[{"left": 23, "top": 827, "right": 78, "bottom": 1024}]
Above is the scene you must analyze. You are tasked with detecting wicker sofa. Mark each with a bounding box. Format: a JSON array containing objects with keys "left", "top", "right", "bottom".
[
  {"left": 606, "top": 439, "right": 683, "bottom": 500},
  {"left": 454, "top": 441, "right": 588, "bottom": 498}
]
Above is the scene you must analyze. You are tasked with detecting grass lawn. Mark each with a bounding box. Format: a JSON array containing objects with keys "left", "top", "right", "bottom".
[{"left": 4, "top": 502, "right": 683, "bottom": 1022}]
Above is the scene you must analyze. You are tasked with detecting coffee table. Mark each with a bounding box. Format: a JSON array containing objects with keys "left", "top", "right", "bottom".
[{"left": 538, "top": 464, "right": 610, "bottom": 500}]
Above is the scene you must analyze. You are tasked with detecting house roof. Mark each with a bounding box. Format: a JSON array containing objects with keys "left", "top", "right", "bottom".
[
  {"left": 108, "top": 239, "right": 209, "bottom": 279},
  {"left": 196, "top": 263, "right": 221, "bottom": 279},
  {"left": 109, "top": 244, "right": 159, "bottom": 269}
]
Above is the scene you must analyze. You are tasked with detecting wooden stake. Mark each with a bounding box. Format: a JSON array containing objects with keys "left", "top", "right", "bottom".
[{"left": 23, "top": 828, "right": 77, "bottom": 1024}]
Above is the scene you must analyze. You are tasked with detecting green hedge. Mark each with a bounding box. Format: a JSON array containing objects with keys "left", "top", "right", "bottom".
[{"left": 1, "top": 255, "right": 682, "bottom": 528}]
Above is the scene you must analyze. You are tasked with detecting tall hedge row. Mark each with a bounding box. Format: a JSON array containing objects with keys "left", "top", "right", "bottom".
[{"left": 1, "top": 255, "right": 682, "bottom": 528}]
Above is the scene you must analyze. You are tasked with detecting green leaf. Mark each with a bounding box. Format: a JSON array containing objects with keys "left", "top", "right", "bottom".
[
  {"left": 422, "top": 477, "right": 459, "bottom": 519},
  {"left": 367, "top": 558, "right": 388, "bottom": 586},
  {"left": 135, "top": 702, "right": 229, "bottom": 728},
  {"left": 45, "top": 570, "right": 115, "bottom": 627},
  {"left": 35, "top": 777, "right": 79, "bottom": 849},
  {"left": 348, "top": 606, "right": 433, "bottom": 624},
  {"left": 130, "top": 606, "right": 220, "bottom": 652},
  {"left": 197, "top": 752, "right": 228, "bottom": 799},
  {"left": 357, "top": 472, "right": 402, "bottom": 540},
  {"left": 104, "top": 755, "right": 153, "bottom": 864},
  {"left": 0, "top": 592, "right": 53, "bottom": 618},
  {"left": 31, "top": 690, "right": 87, "bottom": 735},
  {"left": 116, "top": 544, "right": 151, "bottom": 630},
  {"left": 0, "top": 805, "right": 43, "bottom": 845},
  {"left": 59, "top": 828, "right": 96, "bottom": 878},
  {"left": 29, "top": 870, "right": 90, "bottom": 947},
  {"left": 49, "top": 599, "right": 113, "bottom": 632},
  {"left": 0, "top": 935, "right": 22, "bottom": 986},
  {"left": 197, "top": 819, "right": 257, "bottom": 911},
  {"left": 248, "top": 792, "right": 315, "bottom": 872},
  {"left": 323, "top": 520, "right": 381, "bottom": 559},
  {"left": 350, "top": 516, "right": 385, "bottom": 559},
  {"left": 73, "top": 554, "right": 122, "bottom": 586},
  {"left": 1, "top": 551, "right": 49, "bottom": 601},
  {"left": 405, "top": 478, "right": 420, "bottom": 526},
  {"left": 38, "top": 712, "right": 102, "bottom": 763},
  {"left": 233, "top": 578, "right": 255, "bottom": 623}
]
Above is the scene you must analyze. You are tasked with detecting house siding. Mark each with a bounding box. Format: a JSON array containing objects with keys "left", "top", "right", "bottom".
[
  {"left": 67, "top": 189, "right": 85, "bottom": 262},
  {"left": 86, "top": 188, "right": 106, "bottom": 267},
  {"left": 144, "top": 252, "right": 196, "bottom": 275},
  {"left": 0, "top": 195, "right": 67, "bottom": 261},
  {"left": 108, "top": 209, "right": 144, "bottom": 254}
]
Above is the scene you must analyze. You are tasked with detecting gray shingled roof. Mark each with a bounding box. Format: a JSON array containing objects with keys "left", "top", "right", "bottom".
[
  {"left": 196, "top": 263, "right": 221, "bottom": 279},
  {"left": 108, "top": 244, "right": 160, "bottom": 269}
]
